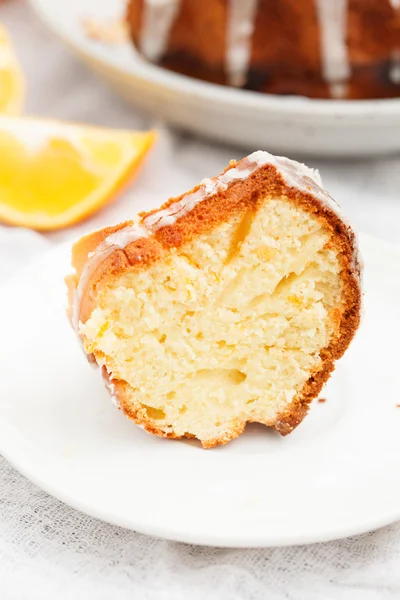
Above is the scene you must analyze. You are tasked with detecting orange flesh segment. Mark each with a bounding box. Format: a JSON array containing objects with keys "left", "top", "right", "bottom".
[
  {"left": 0, "top": 118, "right": 156, "bottom": 230},
  {"left": 0, "top": 24, "right": 24, "bottom": 114}
]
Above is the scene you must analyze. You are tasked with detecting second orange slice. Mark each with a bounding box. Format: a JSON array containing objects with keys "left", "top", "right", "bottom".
[
  {"left": 0, "top": 24, "right": 24, "bottom": 115},
  {"left": 0, "top": 117, "right": 156, "bottom": 230}
]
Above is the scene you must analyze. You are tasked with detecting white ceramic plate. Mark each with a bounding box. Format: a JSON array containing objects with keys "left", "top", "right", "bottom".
[
  {"left": 1, "top": 233, "right": 400, "bottom": 548},
  {"left": 29, "top": 0, "right": 400, "bottom": 157}
]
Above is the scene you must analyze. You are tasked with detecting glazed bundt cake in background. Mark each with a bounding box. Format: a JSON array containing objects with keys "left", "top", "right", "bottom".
[
  {"left": 126, "top": 0, "right": 400, "bottom": 99},
  {"left": 67, "top": 151, "right": 361, "bottom": 448}
]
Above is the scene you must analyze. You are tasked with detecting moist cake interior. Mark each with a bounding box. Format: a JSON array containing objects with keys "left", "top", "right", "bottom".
[{"left": 80, "top": 197, "right": 342, "bottom": 447}]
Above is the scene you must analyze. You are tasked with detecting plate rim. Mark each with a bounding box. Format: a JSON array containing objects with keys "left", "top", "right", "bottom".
[
  {"left": 2, "top": 415, "right": 400, "bottom": 549},
  {"left": 2, "top": 232, "right": 400, "bottom": 548}
]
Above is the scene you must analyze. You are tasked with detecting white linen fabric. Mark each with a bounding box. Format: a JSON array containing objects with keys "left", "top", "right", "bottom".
[{"left": 1, "top": 2, "right": 400, "bottom": 599}]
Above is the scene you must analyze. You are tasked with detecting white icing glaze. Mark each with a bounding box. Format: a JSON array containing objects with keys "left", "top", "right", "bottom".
[
  {"left": 144, "top": 153, "right": 271, "bottom": 230},
  {"left": 315, "top": 0, "right": 350, "bottom": 98},
  {"left": 137, "top": 1, "right": 397, "bottom": 95},
  {"left": 139, "top": 0, "right": 181, "bottom": 62},
  {"left": 102, "top": 367, "right": 120, "bottom": 408},
  {"left": 226, "top": 0, "right": 259, "bottom": 87},
  {"left": 72, "top": 224, "right": 148, "bottom": 330},
  {"left": 390, "top": 52, "right": 400, "bottom": 84},
  {"left": 72, "top": 150, "right": 361, "bottom": 331},
  {"left": 389, "top": 2, "right": 400, "bottom": 84}
]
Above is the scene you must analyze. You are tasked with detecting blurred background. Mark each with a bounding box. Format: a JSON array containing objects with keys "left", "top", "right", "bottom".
[{"left": 0, "top": 0, "right": 398, "bottom": 256}]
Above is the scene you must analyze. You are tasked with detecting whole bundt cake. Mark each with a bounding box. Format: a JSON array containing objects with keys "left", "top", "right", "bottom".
[
  {"left": 67, "top": 151, "right": 361, "bottom": 448},
  {"left": 126, "top": 0, "right": 400, "bottom": 99}
]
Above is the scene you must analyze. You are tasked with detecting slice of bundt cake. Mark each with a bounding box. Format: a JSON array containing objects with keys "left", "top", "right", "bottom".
[{"left": 67, "top": 151, "right": 361, "bottom": 448}]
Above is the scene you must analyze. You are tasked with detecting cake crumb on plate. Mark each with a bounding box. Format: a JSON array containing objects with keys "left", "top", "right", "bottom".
[{"left": 81, "top": 17, "right": 128, "bottom": 44}]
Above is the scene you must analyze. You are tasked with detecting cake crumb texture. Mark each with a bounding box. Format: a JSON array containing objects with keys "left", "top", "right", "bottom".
[{"left": 68, "top": 153, "right": 361, "bottom": 448}]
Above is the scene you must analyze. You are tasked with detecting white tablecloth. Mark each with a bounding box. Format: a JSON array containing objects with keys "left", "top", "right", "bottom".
[{"left": 1, "top": 2, "right": 400, "bottom": 599}]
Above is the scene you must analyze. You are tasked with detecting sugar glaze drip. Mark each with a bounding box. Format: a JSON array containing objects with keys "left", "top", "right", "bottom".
[
  {"left": 72, "top": 225, "right": 148, "bottom": 330},
  {"left": 389, "top": 0, "right": 400, "bottom": 84},
  {"left": 315, "top": 0, "right": 350, "bottom": 98},
  {"left": 226, "top": 0, "right": 259, "bottom": 87},
  {"left": 72, "top": 151, "right": 360, "bottom": 331},
  {"left": 144, "top": 154, "right": 270, "bottom": 230},
  {"left": 139, "top": 0, "right": 181, "bottom": 62},
  {"left": 102, "top": 366, "right": 120, "bottom": 408}
]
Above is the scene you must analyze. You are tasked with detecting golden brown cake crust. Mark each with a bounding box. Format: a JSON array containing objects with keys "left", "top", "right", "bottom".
[{"left": 67, "top": 154, "right": 361, "bottom": 447}]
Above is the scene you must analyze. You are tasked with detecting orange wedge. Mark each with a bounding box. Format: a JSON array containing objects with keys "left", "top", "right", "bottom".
[
  {"left": 0, "top": 117, "right": 156, "bottom": 230},
  {"left": 0, "top": 23, "right": 24, "bottom": 114}
]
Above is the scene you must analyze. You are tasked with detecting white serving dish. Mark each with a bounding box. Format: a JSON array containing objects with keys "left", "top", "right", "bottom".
[{"left": 30, "top": 0, "right": 400, "bottom": 157}]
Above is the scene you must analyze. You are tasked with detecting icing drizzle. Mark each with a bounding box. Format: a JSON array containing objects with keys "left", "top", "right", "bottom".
[
  {"left": 72, "top": 225, "right": 148, "bottom": 330},
  {"left": 315, "top": 0, "right": 350, "bottom": 98},
  {"left": 135, "top": 0, "right": 400, "bottom": 96},
  {"left": 139, "top": 0, "right": 181, "bottom": 62},
  {"left": 72, "top": 151, "right": 360, "bottom": 331},
  {"left": 389, "top": 0, "right": 400, "bottom": 84},
  {"left": 102, "top": 367, "right": 120, "bottom": 408},
  {"left": 226, "top": 0, "right": 259, "bottom": 87}
]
